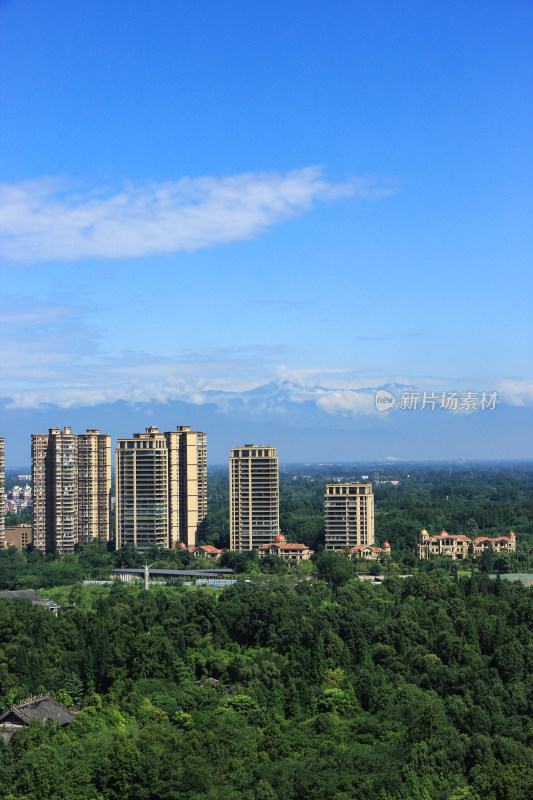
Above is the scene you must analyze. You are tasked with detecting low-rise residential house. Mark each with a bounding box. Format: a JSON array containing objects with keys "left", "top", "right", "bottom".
[
  {"left": 351, "top": 542, "right": 391, "bottom": 560},
  {"left": 471, "top": 532, "right": 516, "bottom": 556},
  {"left": 189, "top": 544, "right": 224, "bottom": 560},
  {"left": 417, "top": 529, "right": 471, "bottom": 560},
  {"left": 0, "top": 695, "right": 76, "bottom": 742},
  {"left": 258, "top": 533, "right": 313, "bottom": 561},
  {"left": 417, "top": 529, "right": 516, "bottom": 560},
  {"left": 176, "top": 541, "right": 224, "bottom": 559}
]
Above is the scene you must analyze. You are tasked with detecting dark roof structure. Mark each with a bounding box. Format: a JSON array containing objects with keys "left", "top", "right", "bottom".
[
  {"left": 0, "top": 695, "right": 76, "bottom": 728},
  {"left": 0, "top": 589, "right": 60, "bottom": 611}
]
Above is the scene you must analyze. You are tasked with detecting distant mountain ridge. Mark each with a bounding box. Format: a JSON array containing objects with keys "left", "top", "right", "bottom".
[{"left": 1, "top": 379, "right": 532, "bottom": 464}]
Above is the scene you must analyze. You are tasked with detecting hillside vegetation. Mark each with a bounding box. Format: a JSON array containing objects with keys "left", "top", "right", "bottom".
[{"left": 1, "top": 571, "right": 532, "bottom": 800}]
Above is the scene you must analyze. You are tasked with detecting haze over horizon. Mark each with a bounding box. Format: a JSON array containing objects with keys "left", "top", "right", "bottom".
[{"left": 1, "top": 1, "right": 532, "bottom": 460}]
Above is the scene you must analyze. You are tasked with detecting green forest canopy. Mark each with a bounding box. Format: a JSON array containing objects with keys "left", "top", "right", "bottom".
[{"left": 1, "top": 571, "right": 532, "bottom": 800}]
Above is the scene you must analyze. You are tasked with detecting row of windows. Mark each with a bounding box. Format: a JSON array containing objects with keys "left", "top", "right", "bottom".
[
  {"left": 326, "top": 486, "right": 371, "bottom": 495},
  {"left": 118, "top": 440, "right": 166, "bottom": 449},
  {"left": 324, "top": 501, "right": 370, "bottom": 507},
  {"left": 231, "top": 449, "right": 276, "bottom": 458}
]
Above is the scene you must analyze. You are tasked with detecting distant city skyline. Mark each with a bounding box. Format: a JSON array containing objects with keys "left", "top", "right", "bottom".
[{"left": 1, "top": 1, "right": 531, "bottom": 457}]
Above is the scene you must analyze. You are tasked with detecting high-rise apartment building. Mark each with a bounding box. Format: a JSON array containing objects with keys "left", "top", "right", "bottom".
[
  {"left": 229, "top": 445, "right": 279, "bottom": 551},
  {"left": 78, "top": 430, "right": 113, "bottom": 545},
  {"left": 32, "top": 427, "right": 111, "bottom": 553},
  {"left": 115, "top": 426, "right": 207, "bottom": 551},
  {"left": 324, "top": 482, "right": 374, "bottom": 550},
  {"left": 0, "top": 438, "right": 5, "bottom": 549}
]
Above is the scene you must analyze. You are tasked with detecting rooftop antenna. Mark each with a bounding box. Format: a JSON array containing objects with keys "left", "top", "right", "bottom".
[{"left": 143, "top": 564, "right": 152, "bottom": 591}]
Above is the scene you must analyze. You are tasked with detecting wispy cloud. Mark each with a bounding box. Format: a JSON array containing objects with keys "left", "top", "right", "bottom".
[
  {"left": 4, "top": 298, "right": 520, "bottom": 416},
  {"left": 1, "top": 297, "right": 288, "bottom": 406},
  {"left": 275, "top": 365, "right": 382, "bottom": 387},
  {"left": 0, "top": 297, "right": 99, "bottom": 374},
  {"left": 0, "top": 168, "right": 389, "bottom": 262}
]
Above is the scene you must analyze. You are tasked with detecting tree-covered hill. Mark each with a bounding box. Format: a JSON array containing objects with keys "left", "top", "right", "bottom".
[{"left": 1, "top": 570, "right": 532, "bottom": 800}]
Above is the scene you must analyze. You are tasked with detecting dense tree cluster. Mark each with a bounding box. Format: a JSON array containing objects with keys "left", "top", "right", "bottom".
[
  {"left": 207, "top": 464, "right": 533, "bottom": 564},
  {"left": 1, "top": 568, "right": 533, "bottom": 800},
  {"left": 372, "top": 464, "right": 533, "bottom": 560},
  {"left": 0, "top": 544, "right": 221, "bottom": 592}
]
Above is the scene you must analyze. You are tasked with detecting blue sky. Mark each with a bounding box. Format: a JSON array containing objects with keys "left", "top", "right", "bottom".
[{"left": 1, "top": 0, "right": 532, "bottom": 433}]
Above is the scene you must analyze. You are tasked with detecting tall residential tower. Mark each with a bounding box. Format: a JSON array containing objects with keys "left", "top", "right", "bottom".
[
  {"left": 229, "top": 445, "right": 279, "bottom": 551},
  {"left": 31, "top": 427, "right": 111, "bottom": 553},
  {"left": 324, "top": 482, "right": 374, "bottom": 551},
  {"left": 115, "top": 426, "right": 207, "bottom": 551}
]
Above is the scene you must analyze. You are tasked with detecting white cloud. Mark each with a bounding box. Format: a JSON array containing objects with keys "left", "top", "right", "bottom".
[
  {"left": 315, "top": 389, "right": 378, "bottom": 415},
  {"left": 0, "top": 168, "right": 387, "bottom": 262},
  {"left": 495, "top": 378, "right": 533, "bottom": 407}
]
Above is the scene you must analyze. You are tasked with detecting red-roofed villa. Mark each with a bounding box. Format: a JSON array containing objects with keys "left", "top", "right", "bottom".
[
  {"left": 258, "top": 533, "right": 314, "bottom": 562},
  {"left": 471, "top": 532, "right": 516, "bottom": 556},
  {"left": 417, "top": 529, "right": 516, "bottom": 560},
  {"left": 189, "top": 544, "right": 224, "bottom": 560},
  {"left": 351, "top": 542, "right": 391, "bottom": 560}
]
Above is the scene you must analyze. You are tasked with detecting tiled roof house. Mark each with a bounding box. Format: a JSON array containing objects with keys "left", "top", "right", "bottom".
[
  {"left": 258, "top": 533, "right": 313, "bottom": 561},
  {"left": 0, "top": 695, "right": 76, "bottom": 742},
  {"left": 350, "top": 542, "right": 391, "bottom": 560},
  {"left": 417, "top": 529, "right": 516, "bottom": 560}
]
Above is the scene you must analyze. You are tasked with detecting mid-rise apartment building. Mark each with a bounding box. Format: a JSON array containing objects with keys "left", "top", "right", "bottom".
[
  {"left": 4, "top": 525, "right": 32, "bottom": 549},
  {"left": 324, "top": 482, "right": 375, "bottom": 550},
  {"left": 229, "top": 445, "right": 279, "bottom": 551},
  {"left": 0, "top": 437, "right": 4, "bottom": 549},
  {"left": 115, "top": 426, "right": 207, "bottom": 551},
  {"left": 32, "top": 427, "right": 111, "bottom": 553}
]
